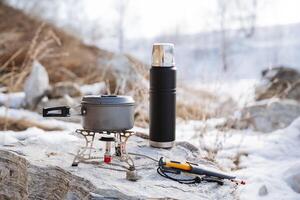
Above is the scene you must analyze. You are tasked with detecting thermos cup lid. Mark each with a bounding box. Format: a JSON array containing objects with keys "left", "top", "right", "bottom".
[{"left": 151, "top": 43, "right": 175, "bottom": 67}]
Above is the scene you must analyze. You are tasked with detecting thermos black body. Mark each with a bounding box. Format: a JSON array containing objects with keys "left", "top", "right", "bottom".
[{"left": 149, "top": 43, "right": 176, "bottom": 148}]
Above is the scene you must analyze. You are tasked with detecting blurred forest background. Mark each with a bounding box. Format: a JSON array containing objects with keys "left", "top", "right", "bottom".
[
  {"left": 4, "top": 0, "right": 300, "bottom": 81},
  {"left": 0, "top": 0, "right": 299, "bottom": 125},
  {"left": 1, "top": 0, "right": 300, "bottom": 126}
]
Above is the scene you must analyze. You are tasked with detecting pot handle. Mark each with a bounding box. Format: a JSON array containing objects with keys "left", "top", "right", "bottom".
[{"left": 43, "top": 106, "right": 70, "bottom": 117}]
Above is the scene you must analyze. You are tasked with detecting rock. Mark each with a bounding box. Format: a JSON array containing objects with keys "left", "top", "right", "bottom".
[
  {"left": 233, "top": 99, "right": 300, "bottom": 133},
  {"left": 0, "top": 150, "right": 28, "bottom": 199},
  {"left": 261, "top": 66, "right": 300, "bottom": 82},
  {"left": 24, "top": 60, "right": 49, "bottom": 109},
  {"left": 0, "top": 129, "right": 236, "bottom": 199},
  {"left": 255, "top": 79, "right": 288, "bottom": 100},
  {"left": 255, "top": 67, "right": 300, "bottom": 101},
  {"left": 286, "top": 81, "right": 300, "bottom": 102},
  {"left": 0, "top": 150, "right": 139, "bottom": 200},
  {"left": 258, "top": 185, "right": 268, "bottom": 196},
  {"left": 28, "top": 166, "right": 71, "bottom": 199},
  {"left": 176, "top": 141, "right": 200, "bottom": 155},
  {"left": 286, "top": 169, "right": 300, "bottom": 193},
  {"left": 48, "top": 82, "right": 82, "bottom": 99}
]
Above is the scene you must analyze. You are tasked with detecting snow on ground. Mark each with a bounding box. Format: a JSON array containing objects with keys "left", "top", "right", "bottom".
[
  {"left": 0, "top": 79, "right": 299, "bottom": 199},
  {"left": 236, "top": 119, "right": 300, "bottom": 200},
  {"left": 0, "top": 92, "right": 25, "bottom": 108},
  {"left": 175, "top": 79, "right": 300, "bottom": 199},
  {"left": 176, "top": 116, "right": 300, "bottom": 200}
]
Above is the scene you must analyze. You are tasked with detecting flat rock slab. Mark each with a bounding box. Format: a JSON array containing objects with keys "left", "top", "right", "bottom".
[
  {"left": 0, "top": 150, "right": 138, "bottom": 199},
  {"left": 235, "top": 99, "right": 300, "bottom": 133},
  {"left": 255, "top": 67, "right": 300, "bottom": 101},
  {"left": 0, "top": 130, "right": 237, "bottom": 199}
]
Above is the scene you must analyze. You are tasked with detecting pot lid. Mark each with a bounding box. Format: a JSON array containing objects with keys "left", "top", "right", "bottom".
[{"left": 81, "top": 95, "right": 135, "bottom": 105}]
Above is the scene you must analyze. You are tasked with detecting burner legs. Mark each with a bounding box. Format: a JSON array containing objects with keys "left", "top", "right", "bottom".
[{"left": 72, "top": 129, "right": 135, "bottom": 169}]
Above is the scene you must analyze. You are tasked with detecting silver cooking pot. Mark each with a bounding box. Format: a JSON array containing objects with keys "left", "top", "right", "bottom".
[{"left": 43, "top": 95, "right": 135, "bottom": 131}]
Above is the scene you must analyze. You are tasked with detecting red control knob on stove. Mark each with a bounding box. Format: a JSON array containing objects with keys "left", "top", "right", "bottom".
[{"left": 104, "top": 154, "right": 112, "bottom": 164}]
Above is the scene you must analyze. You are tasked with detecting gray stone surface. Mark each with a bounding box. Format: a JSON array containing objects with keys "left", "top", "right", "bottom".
[
  {"left": 0, "top": 133, "right": 237, "bottom": 200},
  {"left": 234, "top": 99, "right": 300, "bottom": 133},
  {"left": 0, "top": 150, "right": 138, "bottom": 200},
  {"left": 0, "top": 150, "right": 28, "bottom": 199}
]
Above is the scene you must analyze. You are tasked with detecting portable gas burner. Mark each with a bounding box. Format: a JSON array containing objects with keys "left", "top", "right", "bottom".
[
  {"left": 72, "top": 129, "right": 134, "bottom": 166},
  {"left": 71, "top": 129, "right": 138, "bottom": 181}
]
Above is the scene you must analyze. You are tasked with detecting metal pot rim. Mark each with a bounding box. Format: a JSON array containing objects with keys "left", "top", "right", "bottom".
[{"left": 81, "top": 95, "right": 135, "bottom": 106}]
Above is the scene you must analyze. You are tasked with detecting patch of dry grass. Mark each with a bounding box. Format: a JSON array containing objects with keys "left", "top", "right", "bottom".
[
  {"left": 0, "top": 116, "right": 64, "bottom": 131},
  {"left": 0, "top": 23, "right": 63, "bottom": 92},
  {"left": 177, "top": 87, "right": 217, "bottom": 120},
  {"left": 0, "top": 2, "right": 113, "bottom": 88},
  {"left": 177, "top": 85, "right": 237, "bottom": 121}
]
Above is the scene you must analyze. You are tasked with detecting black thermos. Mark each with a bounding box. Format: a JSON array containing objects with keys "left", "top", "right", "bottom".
[{"left": 149, "top": 43, "right": 176, "bottom": 148}]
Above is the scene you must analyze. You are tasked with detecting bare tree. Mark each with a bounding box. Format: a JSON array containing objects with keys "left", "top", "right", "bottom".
[
  {"left": 216, "top": 0, "right": 258, "bottom": 72},
  {"left": 217, "top": 0, "right": 229, "bottom": 72},
  {"left": 115, "top": 0, "right": 129, "bottom": 53},
  {"left": 235, "top": 0, "right": 257, "bottom": 38}
]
